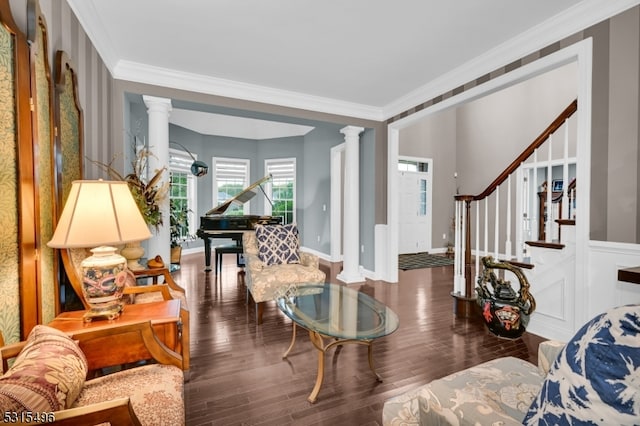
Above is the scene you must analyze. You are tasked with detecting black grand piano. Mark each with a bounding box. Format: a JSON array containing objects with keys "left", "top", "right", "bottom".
[{"left": 196, "top": 174, "right": 282, "bottom": 271}]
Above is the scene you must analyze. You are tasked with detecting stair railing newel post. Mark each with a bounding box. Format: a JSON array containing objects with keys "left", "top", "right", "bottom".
[
  {"left": 452, "top": 194, "right": 476, "bottom": 318},
  {"left": 464, "top": 197, "right": 473, "bottom": 299}
]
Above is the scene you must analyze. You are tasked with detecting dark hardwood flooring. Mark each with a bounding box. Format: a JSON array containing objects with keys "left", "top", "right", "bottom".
[{"left": 175, "top": 252, "right": 544, "bottom": 426}]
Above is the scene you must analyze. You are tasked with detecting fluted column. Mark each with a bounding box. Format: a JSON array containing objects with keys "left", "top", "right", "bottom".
[
  {"left": 143, "top": 95, "right": 172, "bottom": 264},
  {"left": 337, "top": 125, "right": 364, "bottom": 284}
]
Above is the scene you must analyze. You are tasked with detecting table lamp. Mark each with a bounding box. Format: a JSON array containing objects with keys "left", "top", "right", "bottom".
[{"left": 48, "top": 180, "right": 152, "bottom": 321}]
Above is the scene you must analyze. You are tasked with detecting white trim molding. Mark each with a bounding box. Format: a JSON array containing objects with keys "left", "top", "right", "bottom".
[
  {"left": 385, "top": 39, "right": 593, "bottom": 300},
  {"left": 383, "top": 0, "right": 638, "bottom": 119},
  {"left": 68, "top": 0, "right": 637, "bottom": 121}
]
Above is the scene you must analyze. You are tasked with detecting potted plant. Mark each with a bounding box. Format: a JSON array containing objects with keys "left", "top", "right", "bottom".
[
  {"left": 91, "top": 148, "right": 168, "bottom": 231},
  {"left": 91, "top": 148, "right": 168, "bottom": 269},
  {"left": 170, "top": 199, "right": 190, "bottom": 264}
]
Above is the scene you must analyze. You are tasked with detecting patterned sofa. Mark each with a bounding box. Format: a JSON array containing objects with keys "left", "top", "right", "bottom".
[
  {"left": 0, "top": 321, "right": 184, "bottom": 425},
  {"left": 383, "top": 304, "right": 640, "bottom": 425},
  {"left": 243, "top": 224, "right": 325, "bottom": 324}
]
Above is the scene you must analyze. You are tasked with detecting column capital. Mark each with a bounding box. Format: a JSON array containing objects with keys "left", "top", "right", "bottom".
[
  {"left": 340, "top": 125, "right": 364, "bottom": 138},
  {"left": 143, "top": 95, "right": 172, "bottom": 114}
]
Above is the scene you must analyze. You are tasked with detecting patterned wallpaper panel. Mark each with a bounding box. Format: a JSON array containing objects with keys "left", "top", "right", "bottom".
[
  {"left": 33, "top": 12, "right": 56, "bottom": 324},
  {"left": 58, "top": 68, "right": 82, "bottom": 205},
  {"left": 0, "top": 23, "right": 22, "bottom": 344}
]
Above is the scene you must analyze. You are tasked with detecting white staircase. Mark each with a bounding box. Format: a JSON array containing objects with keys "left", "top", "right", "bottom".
[{"left": 451, "top": 99, "right": 579, "bottom": 339}]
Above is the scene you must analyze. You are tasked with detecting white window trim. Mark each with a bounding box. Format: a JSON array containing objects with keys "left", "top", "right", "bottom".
[
  {"left": 265, "top": 157, "right": 296, "bottom": 224},
  {"left": 212, "top": 157, "right": 251, "bottom": 214},
  {"left": 169, "top": 148, "right": 197, "bottom": 236}
]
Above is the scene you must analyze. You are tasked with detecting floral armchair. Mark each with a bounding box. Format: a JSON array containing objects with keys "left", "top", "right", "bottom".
[
  {"left": 242, "top": 225, "right": 325, "bottom": 324},
  {"left": 0, "top": 321, "right": 184, "bottom": 425}
]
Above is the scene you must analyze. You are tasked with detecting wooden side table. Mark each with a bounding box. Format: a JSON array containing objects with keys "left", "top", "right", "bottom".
[
  {"left": 618, "top": 266, "right": 640, "bottom": 285},
  {"left": 49, "top": 300, "right": 182, "bottom": 370}
]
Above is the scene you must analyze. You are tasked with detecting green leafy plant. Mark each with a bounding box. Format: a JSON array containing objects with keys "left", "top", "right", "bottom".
[{"left": 170, "top": 199, "right": 190, "bottom": 248}]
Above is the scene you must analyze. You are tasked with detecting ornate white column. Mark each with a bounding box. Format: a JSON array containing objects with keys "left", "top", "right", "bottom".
[
  {"left": 143, "top": 95, "right": 172, "bottom": 264},
  {"left": 337, "top": 125, "right": 364, "bottom": 284}
]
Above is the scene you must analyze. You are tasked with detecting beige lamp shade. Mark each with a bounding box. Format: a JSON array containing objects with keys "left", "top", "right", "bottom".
[{"left": 48, "top": 180, "right": 152, "bottom": 248}]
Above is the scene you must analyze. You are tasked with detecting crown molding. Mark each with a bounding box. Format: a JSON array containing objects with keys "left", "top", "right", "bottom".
[
  {"left": 113, "top": 60, "right": 384, "bottom": 121},
  {"left": 66, "top": 0, "right": 382, "bottom": 121},
  {"left": 65, "top": 0, "right": 118, "bottom": 73},
  {"left": 382, "top": 0, "right": 640, "bottom": 120},
  {"left": 68, "top": 0, "right": 638, "bottom": 123}
]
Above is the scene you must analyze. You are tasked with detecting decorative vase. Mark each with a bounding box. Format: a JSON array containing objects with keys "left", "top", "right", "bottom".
[
  {"left": 80, "top": 246, "right": 128, "bottom": 322},
  {"left": 170, "top": 245, "right": 182, "bottom": 265},
  {"left": 120, "top": 240, "right": 146, "bottom": 270},
  {"left": 476, "top": 256, "right": 536, "bottom": 339}
]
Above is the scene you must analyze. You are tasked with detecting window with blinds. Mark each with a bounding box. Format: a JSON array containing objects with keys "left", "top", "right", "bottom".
[
  {"left": 213, "top": 157, "right": 250, "bottom": 216},
  {"left": 265, "top": 158, "right": 296, "bottom": 224},
  {"left": 169, "top": 148, "right": 197, "bottom": 238}
]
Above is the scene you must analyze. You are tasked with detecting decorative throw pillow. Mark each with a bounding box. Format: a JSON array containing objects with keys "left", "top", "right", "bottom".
[
  {"left": 523, "top": 304, "right": 640, "bottom": 425},
  {"left": 255, "top": 224, "right": 301, "bottom": 266},
  {"left": 0, "top": 325, "right": 88, "bottom": 413}
]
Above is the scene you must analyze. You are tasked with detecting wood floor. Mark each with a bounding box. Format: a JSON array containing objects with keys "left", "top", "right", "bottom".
[{"left": 175, "top": 252, "right": 545, "bottom": 426}]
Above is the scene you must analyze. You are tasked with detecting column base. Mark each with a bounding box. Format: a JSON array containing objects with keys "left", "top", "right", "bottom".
[
  {"left": 336, "top": 271, "right": 365, "bottom": 284},
  {"left": 451, "top": 291, "right": 479, "bottom": 319}
]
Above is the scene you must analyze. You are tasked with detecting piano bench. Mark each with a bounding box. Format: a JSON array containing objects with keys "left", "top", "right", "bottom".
[{"left": 215, "top": 243, "right": 244, "bottom": 275}]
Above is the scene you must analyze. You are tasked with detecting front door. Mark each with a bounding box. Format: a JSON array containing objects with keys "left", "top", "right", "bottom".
[{"left": 398, "top": 158, "right": 432, "bottom": 254}]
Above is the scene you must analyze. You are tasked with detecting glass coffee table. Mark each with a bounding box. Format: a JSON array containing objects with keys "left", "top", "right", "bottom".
[{"left": 276, "top": 283, "right": 399, "bottom": 403}]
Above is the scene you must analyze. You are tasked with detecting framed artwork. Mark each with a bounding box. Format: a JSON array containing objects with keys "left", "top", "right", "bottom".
[{"left": 552, "top": 179, "right": 563, "bottom": 192}]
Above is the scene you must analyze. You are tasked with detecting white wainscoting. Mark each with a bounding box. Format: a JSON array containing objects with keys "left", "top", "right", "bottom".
[
  {"left": 528, "top": 239, "right": 640, "bottom": 342},
  {"left": 526, "top": 226, "right": 577, "bottom": 342},
  {"left": 587, "top": 240, "right": 640, "bottom": 320}
]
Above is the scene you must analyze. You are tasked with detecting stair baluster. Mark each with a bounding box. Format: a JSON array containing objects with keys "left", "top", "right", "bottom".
[{"left": 451, "top": 99, "right": 578, "bottom": 318}]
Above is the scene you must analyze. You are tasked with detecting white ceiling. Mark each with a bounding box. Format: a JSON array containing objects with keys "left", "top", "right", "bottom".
[
  {"left": 67, "top": 0, "right": 633, "bottom": 137},
  {"left": 170, "top": 109, "right": 314, "bottom": 140}
]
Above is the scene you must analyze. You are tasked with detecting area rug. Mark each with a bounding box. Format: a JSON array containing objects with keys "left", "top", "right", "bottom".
[{"left": 398, "top": 252, "right": 454, "bottom": 270}]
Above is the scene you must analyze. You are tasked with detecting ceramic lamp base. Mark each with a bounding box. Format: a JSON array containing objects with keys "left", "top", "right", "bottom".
[
  {"left": 81, "top": 246, "right": 128, "bottom": 322},
  {"left": 82, "top": 303, "right": 124, "bottom": 322}
]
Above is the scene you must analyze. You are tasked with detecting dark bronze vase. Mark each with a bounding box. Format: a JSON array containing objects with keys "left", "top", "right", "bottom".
[{"left": 476, "top": 256, "right": 536, "bottom": 339}]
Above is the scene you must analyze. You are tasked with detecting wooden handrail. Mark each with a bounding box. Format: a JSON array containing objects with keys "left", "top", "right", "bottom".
[
  {"left": 455, "top": 98, "right": 577, "bottom": 202},
  {"left": 452, "top": 99, "right": 578, "bottom": 315}
]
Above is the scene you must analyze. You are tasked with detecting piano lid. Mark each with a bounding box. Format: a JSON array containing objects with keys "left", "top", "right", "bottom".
[{"left": 205, "top": 174, "right": 273, "bottom": 216}]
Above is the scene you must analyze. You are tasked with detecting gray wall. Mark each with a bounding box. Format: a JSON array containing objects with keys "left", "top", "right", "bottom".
[
  {"left": 399, "top": 108, "right": 457, "bottom": 249},
  {"left": 13, "top": 0, "right": 640, "bottom": 278},
  {"left": 112, "top": 79, "right": 385, "bottom": 269},
  {"left": 585, "top": 7, "right": 640, "bottom": 242},
  {"left": 301, "top": 126, "right": 341, "bottom": 253},
  {"left": 8, "top": 0, "right": 115, "bottom": 179},
  {"left": 137, "top": 109, "right": 380, "bottom": 267},
  {"left": 455, "top": 64, "right": 578, "bottom": 195},
  {"left": 399, "top": 63, "right": 577, "bottom": 251},
  {"left": 389, "top": 6, "right": 640, "bottom": 245},
  {"left": 606, "top": 7, "right": 639, "bottom": 242}
]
